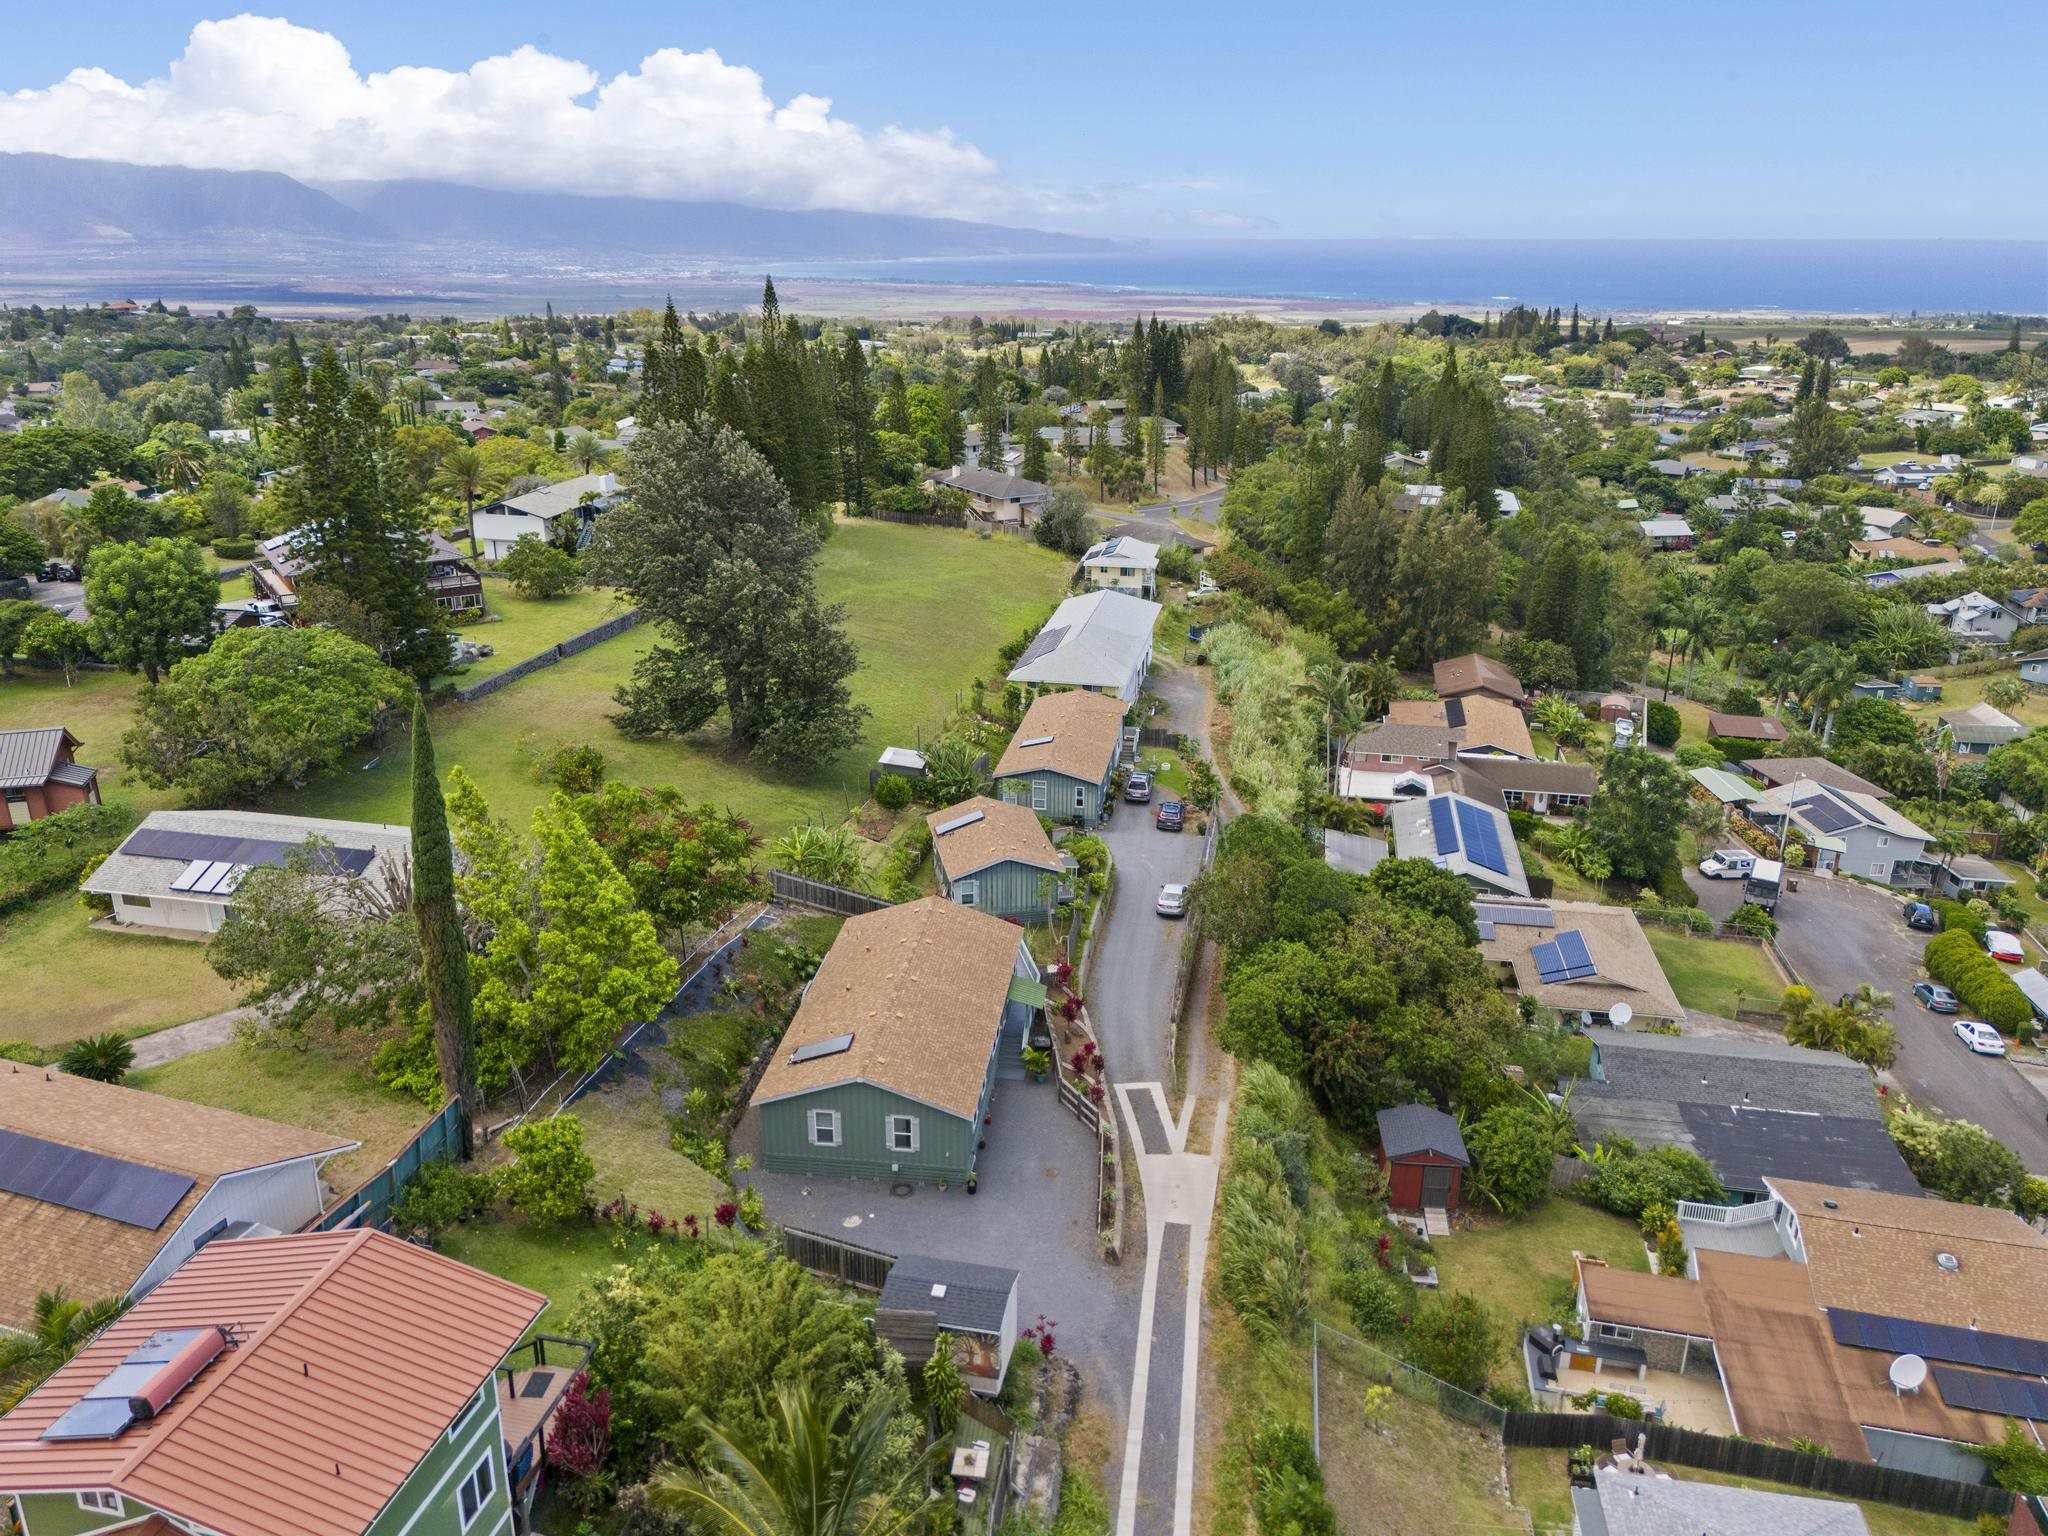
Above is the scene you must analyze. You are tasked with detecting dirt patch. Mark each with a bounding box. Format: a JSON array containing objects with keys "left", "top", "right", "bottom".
[{"left": 1317, "top": 1367, "right": 1530, "bottom": 1536}]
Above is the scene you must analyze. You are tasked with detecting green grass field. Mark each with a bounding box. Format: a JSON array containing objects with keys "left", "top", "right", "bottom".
[
  {"left": 1431, "top": 1199, "right": 1648, "bottom": 1335},
  {"left": 1899, "top": 667, "right": 2048, "bottom": 732},
  {"left": 1643, "top": 927, "right": 1786, "bottom": 1017},
  {"left": 446, "top": 583, "right": 628, "bottom": 681},
  {"left": 290, "top": 521, "right": 1071, "bottom": 837},
  {"left": 0, "top": 666, "right": 172, "bottom": 812},
  {"left": 0, "top": 894, "right": 245, "bottom": 1046}
]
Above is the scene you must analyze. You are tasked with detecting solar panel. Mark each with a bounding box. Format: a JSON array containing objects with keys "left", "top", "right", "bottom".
[
  {"left": 169, "top": 859, "right": 212, "bottom": 893},
  {"left": 934, "top": 810, "right": 986, "bottom": 836},
  {"left": 1456, "top": 800, "right": 1509, "bottom": 875},
  {"left": 1476, "top": 903, "right": 1553, "bottom": 928},
  {"left": 1932, "top": 1365, "right": 2048, "bottom": 1422},
  {"left": 119, "top": 827, "right": 376, "bottom": 876},
  {"left": 42, "top": 1328, "right": 222, "bottom": 1443},
  {"left": 1534, "top": 930, "right": 1599, "bottom": 984},
  {"left": 190, "top": 860, "right": 239, "bottom": 894},
  {"left": 1444, "top": 698, "right": 1466, "bottom": 728},
  {"left": 1794, "top": 797, "right": 1858, "bottom": 835},
  {"left": 1828, "top": 1309, "right": 2048, "bottom": 1376},
  {"left": 1475, "top": 920, "right": 1495, "bottom": 940},
  {"left": 0, "top": 1128, "right": 195, "bottom": 1229},
  {"left": 1428, "top": 797, "right": 1460, "bottom": 855},
  {"left": 1016, "top": 736, "right": 1054, "bottom": 748},
  {"left": 1014, "top": 624, "right": 1071, "bottom": 668},
  {"left": 790, "top": 1033, "right": 855, "bottom": 1065}
]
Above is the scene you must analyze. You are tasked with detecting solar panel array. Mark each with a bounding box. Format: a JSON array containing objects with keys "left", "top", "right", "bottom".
[
  {"left": 1014, "top": 624, "right": 1071, "bottom": 668},
  {"left": 1443, "top": 698, "right": 1466, "bottom": 728},
  {"left": 790, "top": 1032, "right": 856, "bottom": 1064},
  {"left": 1532, "top": 929, "right": 1598, "bottom": 984},
  {"left": 1828, "top": 1308, "right": 2048, "bottom": 1376},
  {"left": 42, "top": 1328, "right": 221, "bottom": 1442},
  {"left": 1428, "top": 796, "right": 1460, "bottom": 855},
  {"left": 0, "top": 1127, "right": 195, "bottom": 1229},
  {"left": 122, "top": 827, "right": 376, "bottom": 876},
  {"left": 1475, "top": 903, "right": 1554, "bottom": 928},
  {"left": 169, "top": 859, "right": 245, "bottom": 895},
  {"left": 1931, "top": 1365, "right": 2048, "bottom": 1423},
  {"left": 1454, "top": 800, "right": 1509, "bottom": 875},
  {"left": 1794, "top": 796, "right": 1859, "bottom": 835}
]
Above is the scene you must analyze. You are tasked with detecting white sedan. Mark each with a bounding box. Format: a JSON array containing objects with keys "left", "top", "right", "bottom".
[{"left": 1953, "top": 1020, "right": 2009, "bottom": 1057}]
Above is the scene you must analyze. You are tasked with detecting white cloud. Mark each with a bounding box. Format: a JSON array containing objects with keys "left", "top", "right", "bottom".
[{"left": 0, "top": 15, "right": 1004, "bottom": 217}]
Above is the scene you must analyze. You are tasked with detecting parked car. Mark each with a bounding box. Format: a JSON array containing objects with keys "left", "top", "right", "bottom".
[
  {"left": 1124, "top": 772, "right": 1152, "bottom": 804},
  {"left": 1912, "top": 980, "right": 1959, "bottom": 1014},
  {"left": 1903, "top": 901, "right": 1939, "bottom": 932},
  {"left": 1155, "top": 799, "right": 1184, "bottom": 831},
  {"left": 1953, "top": 1019, "right": 2009, "bottom": 1057},
  {"left": 1699, "top": 849, "right": 1757, "bottom": 880},
  {"left": 38, "top": 560, "right": 79, "bottom": 582},
  {"left": 1985, "top": 929, "right": 2026, "bottom": 964},
  {"left": 1613, "top": 717, "right": 1636, "bottom": 745},
  {"left": 1156, "top": 883, "right": 1188, "bottom": 917}
]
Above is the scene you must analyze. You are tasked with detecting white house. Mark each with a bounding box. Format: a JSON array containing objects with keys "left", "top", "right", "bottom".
[
  {"left": 1924, "top": 591, "right": 2019, "bottom": 645},
  {"left": 83, "top": 808, "right": 411, "bottom": 936},
  {"left": 1079, "top": 535, "right": 1160, "bottom": 598},
  {"left": 470, "top": 472, "right": 622, "bottom": 560},
  {"left": 1007, "top": 588, "right": 1161, "bottom": 702}
]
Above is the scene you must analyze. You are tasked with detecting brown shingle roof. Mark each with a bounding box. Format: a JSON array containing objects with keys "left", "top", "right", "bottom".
[
  {"left": 1454, "top": 695, "right": 1536, "bottom": 758},
  {"left": 927, "top": 796, "right": 1061, "bottom": 881},
  {"left": 1478, "top": 901, "right": 1684, "bottom": 1019},
  {"left": 1770, "top": 1177, "right": 2048, "bottom": 1336},
  {"left": 1468, "top": 758, "right": 1597, "bottom": 797},
  {"left": 1708, "top": 712, "right": 1789, "bottom": 741},
  {"left": 1433, "top": 653, "right": 1526, "bottom": 703},
  {"left": 1579, "top": 1259, "right": 1713, "bottom": 1336},
  {"left": 0, "top": 1230, "right": 544, "bottom": 1536},
  {"left": 750, "top": 897, "right": 1026, "bottom": 1120},
  {"left": 1743, "top": 758, "right": 1892, "bottom": 801},
  {"left": 0, "top": 1070, "right": 356, "bottom": 1332},
  {"left": 1697, "top": 1250, "right": 1873, "bottom": 1458},
  {"left": 993, "top": 689, "right": 1126, "bottom": 784}
]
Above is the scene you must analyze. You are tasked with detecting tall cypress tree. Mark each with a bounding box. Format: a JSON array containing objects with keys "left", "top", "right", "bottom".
[{"left": 410, "top": 696, "right": 476, "bottom": 1155}]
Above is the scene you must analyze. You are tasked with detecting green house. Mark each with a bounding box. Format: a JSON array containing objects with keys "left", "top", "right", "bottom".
[
  {"left": 991, "top": 688, "right": 1127, "bottom": 827},
  {"left": 928, "top": 795, "right": 1066, "bottom": 920},
  {"left": 750, "top": 897, "right": 1043, "bottom": 1184},
  {"left": 0, "top": 1229, "right": 588, "bottom": 1536}
]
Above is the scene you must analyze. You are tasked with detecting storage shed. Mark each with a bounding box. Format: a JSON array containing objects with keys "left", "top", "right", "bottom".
[
  {"left": 1376, "top": 1104, "right": 1469, "bottom": 1215},
  {"left": 874, "top": 1254, "right": 1023, "bottom": 1395}
]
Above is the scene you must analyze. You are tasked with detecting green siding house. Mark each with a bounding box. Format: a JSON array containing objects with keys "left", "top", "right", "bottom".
[
  {"left": 991, "top": 688, "right": 1127, "bottom": 828},
  {"left": 750, "top": 897, "right": 1042, "bottom": 1185},
  {"left": 928, "top": 795, "right": 1066, "bottom": 920},
  {"left": 0, "top": 1229, "right": 586, "bottom": 1536}
]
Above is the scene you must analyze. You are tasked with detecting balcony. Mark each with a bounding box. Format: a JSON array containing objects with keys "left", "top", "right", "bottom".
[{"left": 496, "top": 1333, "right": 592, "bottom": 1531}]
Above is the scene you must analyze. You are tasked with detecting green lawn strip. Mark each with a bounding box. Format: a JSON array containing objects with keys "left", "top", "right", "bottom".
[
  {"left": 437, "top": 1219, "right": 625, "bottom": 1334},
  {"left": 1642, "top": 927, "right": 1783, "bottom": 1018},
  {"left": 129, "top": 1035, "right": 427, "bottom": 1197},
  {"left": 291, "top": 522, "right": 1071, "bottom": 840},
  {"left": 445, "top": 583, "right": 628, "bottom": 681},
  {"left": 0, "top": 893, "right": 245, "bottom": 1046},
  {"left": 570, "top": 1078, "right": 729, "bottom": 1227},
  {"left": 1900, "top": 668, "right": 2048, "bottom": 732},
  {"left": 216, "top": 572, "right": 256, "bottom": 602},
  {"left": 1430, "top": 1200, "right": 1648, "bottom": 1336}
]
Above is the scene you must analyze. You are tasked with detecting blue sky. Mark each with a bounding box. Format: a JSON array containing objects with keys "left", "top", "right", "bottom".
[{"left": 4, "top": 3, "right": 2045, "bottom": 239}]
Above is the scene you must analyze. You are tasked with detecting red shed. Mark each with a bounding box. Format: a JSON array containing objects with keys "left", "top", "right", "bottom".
[{"left": 1376, "top": 1103, "right": 1470, "bottom": 1214}]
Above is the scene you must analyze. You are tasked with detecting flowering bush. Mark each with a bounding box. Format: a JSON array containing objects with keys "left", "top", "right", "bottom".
[
  {"left": 1022, "top": 1315, "right": 1058, "bottom": 1357},
  {"left": 713, "top": 1201, "right": 738, "bottom": 1229},
  {"left": 546, "top": 1371, "right": 612, "bottom": 1484}
]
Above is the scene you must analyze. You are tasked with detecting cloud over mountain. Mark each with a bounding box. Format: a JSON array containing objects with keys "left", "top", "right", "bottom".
[{"left": 0, "top": 15, "right": 1003, "bottom": 218}]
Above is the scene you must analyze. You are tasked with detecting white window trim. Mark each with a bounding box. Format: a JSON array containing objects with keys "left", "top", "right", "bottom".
[
  {"left": 1593, "top": 1322, "right": 1636, "bottom": 1344},
  {"left": 447, "top": 1382, "right": 487, "bottom": 1441},
  {"left": 1031, "top": 780, "right": 1048, "bottom": 811},
  {"left": 955, "top": 880, "right": 980, "bottom": 908},
  {"left": 458, "top": 1449, "right": 496, "bottom": 1531},
  {"left": 78, "top": 1491, "right": 125, "bottom": 1515},
  {"left": 808, "top": 1108, "right": 841, "bottom": 1147},
  {"left": 1073, "top": 785, "right": 1087, "bottom": 810},
  {"left": 887, "top": 1115, "right": 921, "bottom": 1153}
]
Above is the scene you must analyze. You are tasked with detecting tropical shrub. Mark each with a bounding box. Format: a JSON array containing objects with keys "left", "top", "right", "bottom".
[
  {"left": 500, "top": 1115, "right": 596, "bottom": 1225},
  {"left": 392, "top": 1161, "right": 494, "bottom": 1241},
  {"left": 1249, "top": 1418, "right": 1337, "bottom": 1536},
  {"left": 1405, "top": 1291, "right": 1500, "bottom": 1394},
  {"left": 872, "top": 772, "right": 912, "bottom": 811},
  {"left": 56, "top": 1032, "right": 135, "bottom": 1084},
  {"left": 1646, "top": 699, "right": 1681, "bottom": 747}
]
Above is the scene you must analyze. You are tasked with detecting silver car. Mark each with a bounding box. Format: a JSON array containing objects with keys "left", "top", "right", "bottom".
[{"left": 1156, "top": 883, "right": 1188, "bottom": 918}]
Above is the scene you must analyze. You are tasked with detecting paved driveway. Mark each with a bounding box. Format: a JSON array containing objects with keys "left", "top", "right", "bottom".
[
  {"left": 26, "top": 576, "right": 87, "bottom": 622},
  {"left": 1689, "top": 870, "right": 2048, "bottom": 1170}
]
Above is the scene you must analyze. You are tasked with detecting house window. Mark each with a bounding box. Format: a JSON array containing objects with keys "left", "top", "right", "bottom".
[
  {"left": 956, "top": 880, "right": 980, "bottom": 908},
  {"left": 1074, "top": 785, "right": 1087, "bottom": 811},
  {"left": 1877, "top": 836, "right": 1889, "bottom": 847},
  {"left": 1031, "top": 780, "right": 1048, "bottom": 811},
  {"left": 1872, "top": 863, "right": 1888, "bottom": 877},
  {"left": 1593, "top": 1323, "right": 1636, "bottom": 1344},
  {"left": 1380, "top": 754, "right": 1399, "bottom": 764},
  {"left": 447, "top": 1382, "right": 486, "bottom": 1441},
  {"left": 79, "top": 1492, "right": 124, "bottom": 1515},
  {"left": 458, "top": 1450, "right": 496, "bottom": 1530},
  {"left": 125, "top": 895, "right": 153, "bottom": 909},
  {"left": 1502, "top": 790, "right": 1524, "bottom": 807},
  {"left": 808, "top": 1109, "right": 841, "bottom": 1147},
  {"left": 888, "top": 1115, "right": 920, "bottom": 1153},
  {"left": 4, "top": 795, "right": 28, "bottom": 824}
]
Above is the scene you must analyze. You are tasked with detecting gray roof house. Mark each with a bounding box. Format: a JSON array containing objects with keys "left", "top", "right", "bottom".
[
  {"left": 923, "top": 464, "right": 1053, "bottom": 525},
  {"left": 1007, "top": 589, "right": 1161, "bottom": 703},
  {"left": 82, "top": 808, "right": 411, "bottom": 937},
  {"left": 874, "top": 1253, "right": 1023, "bottom": 1395},
  {"left": 470, "top": 472, "right": 622, "bottom": 560},
  {"left": 1746, "top": 777, "right": 1934, "bottom": 886},
  {"left": 1572, "top": 1465, "right": 1870, "bottom": 1536},
  {"left": 1389, "top": 791, "right": 1530, "bottom": 898},
  {"left": 1924, "top": 591, "right": 2019, "bottom": 646},
  {"left": 1938, "top": 700, "right": 2026, "bottom": 755}
]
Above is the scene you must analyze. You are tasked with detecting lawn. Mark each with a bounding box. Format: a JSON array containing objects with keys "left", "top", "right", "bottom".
[
  {"left": 129, "top": 1033, "right": 429, "bottom": 1198},
  {"left": 1431, "top": 1199, "right": 1648, "bottom": 1335},
  {"left": 1506, "top": 1448, "right": 1978, "bottom": 1536},
  {"left": 289, "top": 521, "right": 1071, "bottom": 840},
  {"left": 438, "top": 1217, "right": 624, "bottom": 1333},
  {"left": 570, "top": 1074, "right": 729, "bottom": 1226},
  {"left": 0, "top": 892, "right": 244, "bottom": 1046},
  {"left": 444, "top": 583, "right": 628, "bottom": 682},
  {"left": 0, "top": 666, "right": 173, "bottom": 811},
  {"left": 1899, "top": 667, "right": 2048, "bottom": 732},
  {"left": 1643, "top": 927, "right": 1786, "bottom": 1018}
]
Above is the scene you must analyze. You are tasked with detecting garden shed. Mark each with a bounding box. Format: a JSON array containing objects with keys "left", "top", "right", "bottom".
[{"left": 1375, "top": 1103, "right": 1469, "bottom": 1215}]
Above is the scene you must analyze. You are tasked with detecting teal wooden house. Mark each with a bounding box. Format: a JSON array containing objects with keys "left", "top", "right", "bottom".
[
  {"left": 928, "top": 795, "right": 1066, "bottom": 920},
  {"left": 992, "top": 688, "right": 1127, "bottom": 827},
  {"left": 750, "top": 897, "right": 1044, "bottom": 1184},
  {"left": 0, "top": 1229, "right": 589, "bottom": 1536}
]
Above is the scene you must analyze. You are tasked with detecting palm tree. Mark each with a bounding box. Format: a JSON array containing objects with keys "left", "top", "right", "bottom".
[
  {"left": 1797, "top": 645, "right": 1859, "bottom": 742},
  {"left": 1986, "top": 676, "right": 2031, "bottom": 714},
  {"left": 1352, "top": 657, "right": 1399, "bottom": 720},
  {"left": 1533, "top": 695, "right": 1589, "bottom": 750},
  {"left": 565, "top": 430, "right": 611, "bottom": 476},
  {"left": 1841, "top": 982, "right": 1894, "bottom": 1022},
  {"left": 0, "top": 1290, "right": 127, "bottom": 1411},
  {"left": 1298, "top": 660, "right": 1362, "bottom": 790},
  {"left": 651, "top": 1382, "right": 933, "bottom": 1536},
  {"left": 1678, "top": 595, "right": 1720, "bottom": 698},
  {"left": 1717, "top": 610, "right": 1767, "bottom": 683},
  {"left": 57, "top": 1031, "right": 134, "bottom": 1083},
  {"left": 431, "top": 446, "right": 489, "bottom": 555}
]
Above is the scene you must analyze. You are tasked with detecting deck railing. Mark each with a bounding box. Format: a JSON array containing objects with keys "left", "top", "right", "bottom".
[{"left": 1676, "top": 1199, "right": 1774, "bottom": 1226}]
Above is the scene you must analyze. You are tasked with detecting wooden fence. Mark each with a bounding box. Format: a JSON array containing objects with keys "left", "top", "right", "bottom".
[
  {"left": 782, "top": 1225, "right": 896, "bottom": 1291},
  {"left": 310, "top": 1098, "right": 464, "bottom": 1234},
  {"left": 449, "top": 608, "right": 641, "bottom": 702},
  {"left": 875, "top": 1307, "right": 941, "bottom": 1369},
  {"left": 1501, "top": 1412, "right": 2012, "bottom": 1522},
  {"left": 769, "top": 869, "right": 896, "bottom": 916}
]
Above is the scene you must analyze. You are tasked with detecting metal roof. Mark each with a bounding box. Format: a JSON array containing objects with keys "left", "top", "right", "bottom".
[{"left": 0, "top": 727, "right": 79, "bottom": 790}]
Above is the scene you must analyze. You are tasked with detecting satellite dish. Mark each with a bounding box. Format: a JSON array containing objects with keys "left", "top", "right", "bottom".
[
  {"left": 1889, "top": 1354, "right": 1928, "bottom": 1395},
  {"left": 1609, "top": 1002, "right": 1634, "bottom": 1029}
]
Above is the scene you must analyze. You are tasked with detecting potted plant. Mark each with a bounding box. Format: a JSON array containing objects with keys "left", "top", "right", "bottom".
[
  {"left": 966, "top": 1172, "right": 979, "bottom": 1195},
  {"left": 1021, "top": 1046, "right": 1052, "bottom": 1083}
]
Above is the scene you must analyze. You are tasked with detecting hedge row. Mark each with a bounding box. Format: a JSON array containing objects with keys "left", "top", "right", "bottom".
[
  {"left": 0, "top": 800, "right": 140, "bottom": 918},
  {"left": 1930, "top": 898, "right": 1986, "bottom": 942},
  {"left": 1925, "top": 929, "right": 2034, "bottom": 1035},
  {"left": 211, "top": 537, "right": 256, "bottom": 560}
]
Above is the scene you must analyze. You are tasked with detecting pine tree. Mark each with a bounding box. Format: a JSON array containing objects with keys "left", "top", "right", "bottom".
[
  {"left": 1602, "top": 317, "right": 1614, "bottom": 343},
  {"left": 835, "top": 334, "right": 874, "bottom": 514},
  {"left": 1795, "top": 358, "right": 1817, "bottom": 403},
  {"left": 1146, "top": 378, "right": 1167, "bottom": 491},
  {"left": 882, "top": 368, "right": 912, "bottom": 435},
  {"left": 1428, "top": 347, "right": 1462, "bottom": 469},
  {"left": 543, "top": 302, "right": 569, "bottom": 421},
  {"left": 1568, "top": 305, "right": 1581, "bottom": 345},
  {"left": 1021, "top": 428, "right": 1050, "bottom": 484},
  {"left": 411, "top": 697, "right": 476, "bottom": 1154}
]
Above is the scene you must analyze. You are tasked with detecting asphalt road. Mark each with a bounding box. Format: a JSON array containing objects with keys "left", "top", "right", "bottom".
[
  {"left": 1689, "top": 869, "right": 2048, "bottom": 1171},
  {"left": 1088, "top": 774, "right": 1206, "bottom": 1088},
  {"left": 25, "top": 575, "right": 87, "bottom": 622},
  {"left": 1132, "top": 485, "right": 1226, "bottom": 525}
]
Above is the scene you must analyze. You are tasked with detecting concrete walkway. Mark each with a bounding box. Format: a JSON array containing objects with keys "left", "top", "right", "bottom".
[{"left": 130, "top": 1004, "right": 260, "bottom": 1068}]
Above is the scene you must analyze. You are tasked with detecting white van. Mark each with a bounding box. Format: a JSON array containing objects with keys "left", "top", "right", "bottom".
[{"left": 1699, "top": 849, "right": 1757, "bottom": 879}]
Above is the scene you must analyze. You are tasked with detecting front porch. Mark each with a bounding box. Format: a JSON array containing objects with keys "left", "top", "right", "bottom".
[{"left": 497, "top": 1334, "right": 592, "bottom": 1531}]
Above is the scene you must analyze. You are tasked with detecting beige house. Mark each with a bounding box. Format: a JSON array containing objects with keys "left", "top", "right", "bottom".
[{"left": 1475, "top": 899, "right": 1683, "bottom": 1023}]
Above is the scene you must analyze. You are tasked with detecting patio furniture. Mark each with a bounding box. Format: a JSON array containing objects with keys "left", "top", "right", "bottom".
[{"left": 952, "top": 1441, "right": 991, "bottom": 1481}]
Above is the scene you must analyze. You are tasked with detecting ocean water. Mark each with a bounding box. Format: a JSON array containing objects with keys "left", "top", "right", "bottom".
[{"left": 780, "top": 240, "right": 2048, "bottom": 315}]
